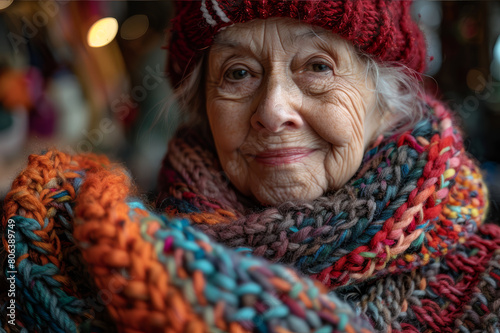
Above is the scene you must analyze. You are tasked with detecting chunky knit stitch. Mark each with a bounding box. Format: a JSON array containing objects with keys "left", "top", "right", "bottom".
[
  {"left": 1, "top": 101, "right": 500, "bottom": 332},
  {"left": 1, "top": 152, "right": 374, "bottom": 332},
  {"left": 341, "top": 224, "right": 500, "bottom": 332},
  {"left": 167, "top": 0, "right": 427, "bottom": 87},
  {"left": 155, "top": 97, "right": 500, "bottom": 332}
]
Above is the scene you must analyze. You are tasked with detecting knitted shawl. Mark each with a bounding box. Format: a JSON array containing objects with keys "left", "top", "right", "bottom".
[{"left": 1, "top": 97, "right": 500, "bottom": 333}]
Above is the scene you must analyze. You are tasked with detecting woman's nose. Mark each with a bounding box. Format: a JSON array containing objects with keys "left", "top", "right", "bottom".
[{"left": 251, "top": 78, "right": 303, "bottom": 133}]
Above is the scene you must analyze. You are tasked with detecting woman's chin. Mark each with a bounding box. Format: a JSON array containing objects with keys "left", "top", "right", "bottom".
[{"left": 250, "top": 184, "right": 325, "bottom": 206}]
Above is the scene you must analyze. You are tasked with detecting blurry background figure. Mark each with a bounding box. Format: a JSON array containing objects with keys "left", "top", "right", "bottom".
[{"left": 0, "top": 0, "right": 499, "bottom": 219}]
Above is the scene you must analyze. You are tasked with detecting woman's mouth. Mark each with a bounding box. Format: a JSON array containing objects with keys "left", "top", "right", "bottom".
[{"left": 252, "top": 148, "right": 315, "bottom": 166}]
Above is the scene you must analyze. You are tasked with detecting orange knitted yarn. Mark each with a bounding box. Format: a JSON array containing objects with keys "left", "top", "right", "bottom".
[
  {"left": 1, "top": 151, "right": 251, "bottom": 333},
  {"left": 1, "top": 152, "right": 114, "bottom": 333},
  {"left": 72, "top": 160, "right": 239, "bottom": 333},
  {"left": 3, "top": 151, "right": 374, "bottom": 333},
  {"left": 2, "top": 151, "right": 108, "bottom": 296}
]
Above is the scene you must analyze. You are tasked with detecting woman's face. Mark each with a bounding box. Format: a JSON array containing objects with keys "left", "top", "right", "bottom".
[{"left": 205, "top": 18, "right": 382, "bottom": 205}]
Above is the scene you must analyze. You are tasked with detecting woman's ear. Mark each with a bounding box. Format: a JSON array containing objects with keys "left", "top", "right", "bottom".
[{"left": 379, "top": 107, "right": 396, "bottom": 131}]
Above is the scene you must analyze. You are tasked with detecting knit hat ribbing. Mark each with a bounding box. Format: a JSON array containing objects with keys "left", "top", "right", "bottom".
[{"left": 167, "top": 0, "right": 427, "bottom": 88}]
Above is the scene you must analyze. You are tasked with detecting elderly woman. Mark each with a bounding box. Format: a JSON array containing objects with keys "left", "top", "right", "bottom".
[{"left": 2, "top": 1, "right": 500, "bottom": 333}]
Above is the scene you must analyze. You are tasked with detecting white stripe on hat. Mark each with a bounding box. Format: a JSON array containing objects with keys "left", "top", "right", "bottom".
[
  {"left": 211, "top": 0, "right": 230, "bottom": 23},
  {"left": 201, "top": 0, "right": 217, "bottom": 26}
]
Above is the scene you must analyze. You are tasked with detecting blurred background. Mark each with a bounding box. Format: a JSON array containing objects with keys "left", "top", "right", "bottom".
[{"left": 0, "top": 1, "right": 499, "bottom": 219}]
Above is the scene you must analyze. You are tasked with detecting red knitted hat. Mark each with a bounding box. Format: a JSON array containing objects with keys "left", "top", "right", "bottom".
[{"left": 167, "top": 0, "right": 427, "bottom": 88}]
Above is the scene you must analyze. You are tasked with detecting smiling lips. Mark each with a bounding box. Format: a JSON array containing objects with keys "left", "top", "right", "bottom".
[{"left": 252, "top": 148, "right": 315, "bottom": 166}]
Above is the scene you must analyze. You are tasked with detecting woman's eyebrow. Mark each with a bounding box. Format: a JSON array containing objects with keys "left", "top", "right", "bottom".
[
  {"left": 291, "top": 29, "right": 330, "bottom": 43},
  {"left": 212, "top": 38, "right": 240, "bottom": 49},
  {"left": 292, "top": 29, "right": 341, "bottom": 62}
]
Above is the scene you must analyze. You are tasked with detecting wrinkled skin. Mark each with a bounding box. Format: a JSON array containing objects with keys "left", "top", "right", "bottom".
[{"left": 205, "top": 18, "right": 383, "bottom": 205}]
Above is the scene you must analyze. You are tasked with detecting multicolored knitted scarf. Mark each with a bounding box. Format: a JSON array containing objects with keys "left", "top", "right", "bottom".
[
  {"left": 1, "top": 143, "right": 373, "bottom": 330},
  {"left": 1, "top": 96, "right": 500, "bottom": 333},
  {"left": 156, "top": 96, "right": 500, "bottom": 332}
]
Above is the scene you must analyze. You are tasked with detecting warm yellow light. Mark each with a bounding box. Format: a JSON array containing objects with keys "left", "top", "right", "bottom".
[
  {"left": 0, "top": 0, "right": 14, "bottom": 10},
  {"left": 87, "top": 17, "right": 119, "bottom": 48},
  {"left": 466, "top": 69, "right": 486, "bottom": 92},
  {"left": 121, "top": 14, "right": 149, "bottom": 40}
]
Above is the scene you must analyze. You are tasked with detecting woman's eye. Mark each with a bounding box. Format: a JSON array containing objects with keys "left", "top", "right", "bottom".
[
  {"left": 309, "top": 63, "right": 332, "bottom": 72},
  {"left": 226, "top": 68, "right": 250, "bottom": 81}
]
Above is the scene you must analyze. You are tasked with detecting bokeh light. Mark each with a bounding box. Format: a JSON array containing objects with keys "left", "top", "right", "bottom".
[
  {"left": 466, "top": 69, "right": 487, "bottom": 92},
  {"left": 492, "top": 35, "right": 500, "bottom": 81},
  {"left": 416, "top": 1, "right": 442, "bottom": 28},
  {"left": 87, "top": 17, "right": 119, "bottom": 48},
  {"left": 0, "top": 0, "right": 13, "bottom": 11},
  {"left": 495, "top": 36, "right": 500, "bottom": 62},
  {"left": 120, "top": 14, "right": 149, "bottom": 40}
]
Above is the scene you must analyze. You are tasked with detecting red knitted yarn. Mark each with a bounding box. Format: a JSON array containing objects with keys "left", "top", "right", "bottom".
[{"left": 167, "top": 0, "right": 427, "bottom": 88}]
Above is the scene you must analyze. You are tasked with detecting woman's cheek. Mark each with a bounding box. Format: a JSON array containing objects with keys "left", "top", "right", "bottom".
[
  {"left": 312, "top": 83, "right": 370, "bottom": 148},
  {"left": 208, "top": 100, "right": 248, "bottom": 149},
  {"left": 208, "top": 101, "right": 252, "bottom": 196},
  {"left": 305, "top": 102, "right": 354, "bottom": 147}
]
